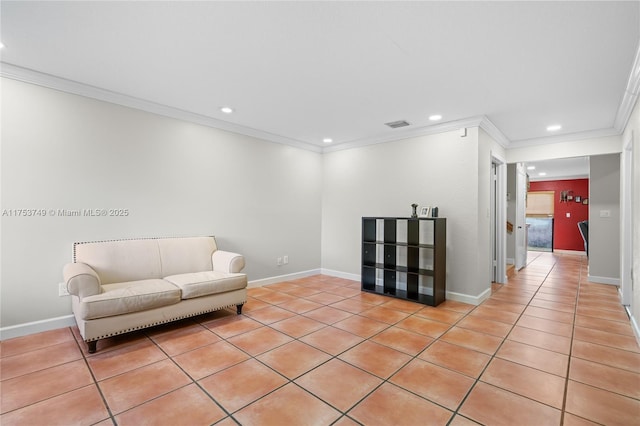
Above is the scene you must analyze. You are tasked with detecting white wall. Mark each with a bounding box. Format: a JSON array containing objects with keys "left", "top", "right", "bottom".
[
  {"left": 588, "top": 154, "right": 621, "bottom": 283},
  {"left": 321, "top": 127, "right": 493, "bottom": 302},
  {"left": 1, "top": 78, "right": 323, "bottom": 327}
]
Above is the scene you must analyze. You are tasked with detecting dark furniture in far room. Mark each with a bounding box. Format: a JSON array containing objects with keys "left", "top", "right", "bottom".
[{"left": 578, "top": 220, "right": 589, "bottom": 257}]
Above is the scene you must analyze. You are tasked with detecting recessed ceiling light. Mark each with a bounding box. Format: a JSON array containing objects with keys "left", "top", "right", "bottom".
[
  {"left": 429, "top": 114, "right": 442, "bottom": 121},
  {"left": 539, "top": 172, "right": 547, "bottom": 176},
  {"left": 220, "top": 106, "right": 234, "bottom": 114},
  {"left": 527, "top": 166, "right": 536, "bottom": 170},
  {"left": 323, "top": 138, "right": 333, "bottom": 144},
  {"left": 546, "top": 124, "right": 562, "bottom": 132}
]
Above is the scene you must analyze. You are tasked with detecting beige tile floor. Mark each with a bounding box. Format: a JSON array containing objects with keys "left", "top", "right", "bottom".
[{"left": 1, "top": 252, "right": 639, "bottom": 425}]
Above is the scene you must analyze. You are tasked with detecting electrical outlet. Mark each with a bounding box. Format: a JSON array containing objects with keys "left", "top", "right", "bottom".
[
  {"left": 58, "top": 282, "right": 70, "bottom": 297},
  {"left": 283, "top": 255, "right": 289, "bottom": 264},
  {"left": 277, "top": 257, "right": 283, "bottom": 266}
]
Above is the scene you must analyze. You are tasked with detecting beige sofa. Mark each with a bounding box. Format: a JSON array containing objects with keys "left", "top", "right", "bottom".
[{"left": 63, "top": 236, "right": 247, "bottom": 353}]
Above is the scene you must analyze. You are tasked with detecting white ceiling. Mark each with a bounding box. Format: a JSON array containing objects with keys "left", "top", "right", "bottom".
[
  {"left": 526, "top": 157, "right": 589, "bottom": 181},
  {"left": 1, "top": 1, "right": 639, "bottom": 151}
]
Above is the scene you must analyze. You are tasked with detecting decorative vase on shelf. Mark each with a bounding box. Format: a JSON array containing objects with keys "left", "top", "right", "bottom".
[{"left": 411, "top": 203, "right": 418, "bottom": 218}]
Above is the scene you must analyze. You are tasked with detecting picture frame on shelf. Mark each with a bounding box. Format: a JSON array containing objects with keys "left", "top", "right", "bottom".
[
  {"left": 575, "top": 196, "right": 582, "bottom": 203},
  {"left": 419, "top": 206, "right": 431, "bottom": 218}
]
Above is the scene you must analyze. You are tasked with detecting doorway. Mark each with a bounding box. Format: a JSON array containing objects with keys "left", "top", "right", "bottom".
[
  {"left": 526, "top": 191, "right": 555, "bottom": 252},
  {"left": 491, "top": 155, "right": 507, "bottom": 284},
  {"left": 515, "top": 163, "right": 528, "bottom": 270}
]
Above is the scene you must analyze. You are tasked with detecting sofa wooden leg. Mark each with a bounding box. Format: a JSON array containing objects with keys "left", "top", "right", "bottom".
[
  {"left": 236, "top": 303, "right": 244, "bottom": 315},
  {"left": 87, "top": 340, "right": 97, "bottom": 354}
]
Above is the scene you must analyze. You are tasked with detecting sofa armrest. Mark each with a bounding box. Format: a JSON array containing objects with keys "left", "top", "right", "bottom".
[
  {"left": 63, "top": 262, "right": 102, "bottom": 298},
  {"left": 212, "top": 250, "right": 245, "bottom": 273}
]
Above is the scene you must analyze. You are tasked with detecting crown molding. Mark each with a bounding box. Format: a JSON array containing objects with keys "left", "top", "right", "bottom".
[
  {"left": 529, "top": 174, "right": 589, "bottom": 182},
  {"left": 0, "top": 63, "right": 501, "bottom": 154},
  {"left": 3, "top": 56, "right": 635, "bottom": 155},
  {"left": 323, "top": 115, "right": 512, "bottom": 153},
  {"left": 614, "top": 39, "right": 640, "bottom": 132},
  {"left": 478, "top": 116, "right": 511, "bottom": 148},
  {"left": 507, "top": 127, "right": 621, "bottom": 149},
  {"left": 0, "top": 62, "right": 323, "bottom": 153},
  {"left": 322, "top": 116, "right": 488, "bottom": 153},
  {"left": 4, "top": 61, "right": 495, "bottom": 154}
]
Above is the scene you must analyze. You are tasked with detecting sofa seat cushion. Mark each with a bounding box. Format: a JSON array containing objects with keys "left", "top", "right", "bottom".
[
  {"left": 79, "top": 279, "right": 181, "bottom": 320},
  {"left": 164, "top": 271, "right": 247, "bottom": 300}
]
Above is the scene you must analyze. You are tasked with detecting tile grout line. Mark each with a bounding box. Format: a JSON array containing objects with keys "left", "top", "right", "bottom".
[
  {"left": 446, "top": 260, "right": 564, "bottom": 424},
  {"left": 167, "top": 284, "right": 379, "bottom": 423},
  {"left": 338, "top": 306, "right": 458, "bottom": 420},
  {"left": 238, "top": 284, "right": 468, "bottom": 422},
  {"left": 337, "top": 288, "right": 502, "bottom": 422},
  {"left": 558, "top": 261, "right": 586, "bottom": 426},
  {"left": 142, "top": 323, "right": 241, "bottom": 425},
  {"left": 245, "top": 280, "right": 406, "bottom": 424},
  {"left": 304, "top": 274, "right": 551, "bottom": 423},
  {"left": 559, "top": 262, "right": 640, "bottom": 423},
  {"left": 233, "top": 292, "right": 414, "bottom": 423},
  {"left": 3, "top": 328, "right": 121, "bottom": 424},
  {"left": 87, "top": 318, "right": 227, "bottom": 425},
  {"left": 73, "top": 327, "right": 117, "bottom": 426}
]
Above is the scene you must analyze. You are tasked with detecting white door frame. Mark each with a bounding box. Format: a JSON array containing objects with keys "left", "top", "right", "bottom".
[
  {"left": 515, "top": 163, "right": 528, "bottom": 270},
  {"left": 621, "top": 132, "right": 634, "bottom": 306},
  {"left": 492, "top": 153, "right": 507, "bottom": 283}
]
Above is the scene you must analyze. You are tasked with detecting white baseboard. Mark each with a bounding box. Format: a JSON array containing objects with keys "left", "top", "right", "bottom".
[
  {"left": 0, "top": 314, "right": 76, "bottom": 341},
  {"left": 320, "top": 268, "right": 359, "bottom": 282},
  {"left": 447, "top": 287, "right": 492, "bottom": 306},
  {"left": 587, "top": 275, "right": 621, "bottom": 285},
  {"left": 248, "top": 269, "right": 321, "bottom": 288},
  {"left": 322, "top": 269, "right": 487, "bottom": 305},
  {"left": 554, "top": 249, "right": 587, "bottom": 256},
  {"left": 506, "top": 257, "right": 515, "bottom": 265}
]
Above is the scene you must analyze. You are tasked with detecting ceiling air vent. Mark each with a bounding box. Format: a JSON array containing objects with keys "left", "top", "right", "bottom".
[{"left": 385, "top": 120, "right": 411, "bottom": 129}]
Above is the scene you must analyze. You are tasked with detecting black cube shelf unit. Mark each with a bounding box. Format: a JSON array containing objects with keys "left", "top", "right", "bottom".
[{"left": 361, "top": 217, "right": 446, "bottom": 306}]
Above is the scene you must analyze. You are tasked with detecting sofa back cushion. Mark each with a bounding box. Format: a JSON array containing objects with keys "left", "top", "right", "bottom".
[
  {"left": 74, "top": 236, "right": 218, "bottom": 285},
  {"left": 157, "top": 237, "right": 217, "bottom": 277},
  {"left": 75, "top": 239, "right": 162, "bottom": 284}
]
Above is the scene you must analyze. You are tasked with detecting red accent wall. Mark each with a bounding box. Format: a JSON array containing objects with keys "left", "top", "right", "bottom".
[{"left": 529, "top": 179, "right": 589, "bottom": 251}]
